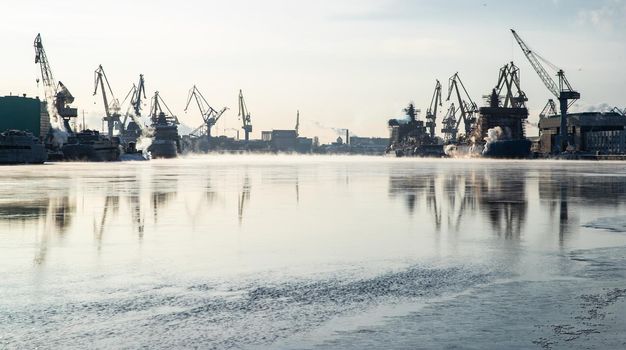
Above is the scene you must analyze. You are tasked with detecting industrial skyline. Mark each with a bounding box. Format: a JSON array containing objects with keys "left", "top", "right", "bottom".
[{"left": 1, "top": 0, "right": 625, "bottom": 142}]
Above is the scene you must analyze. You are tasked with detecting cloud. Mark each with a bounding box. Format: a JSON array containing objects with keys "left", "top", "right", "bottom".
[{"left": 577, "top": 0, "right": 626, "bottom": 32}]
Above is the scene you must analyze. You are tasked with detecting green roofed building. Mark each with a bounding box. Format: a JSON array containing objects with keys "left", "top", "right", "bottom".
[{"left": 0, "top": 95, "right": 49, "bottom": 139}]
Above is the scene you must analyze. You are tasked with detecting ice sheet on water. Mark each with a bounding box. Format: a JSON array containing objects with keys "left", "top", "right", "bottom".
[{"left": 583, "top": 215, "right": 626, "bottom": 233}]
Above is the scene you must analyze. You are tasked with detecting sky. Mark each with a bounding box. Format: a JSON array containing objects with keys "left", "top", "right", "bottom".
[{"left": 1, "top": 0, "right": 625, "bottom": 141}]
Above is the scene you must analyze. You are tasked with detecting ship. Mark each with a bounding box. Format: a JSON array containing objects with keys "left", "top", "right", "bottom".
[
  {"left": 387, "top": 103, "right": 444, "bottom": 157},
  {"left": 61, "top": 129, "right": 121, "bottom": 161},
  {"left": 0, "top": 130, "right": 47, "bottom": 164},
  {"left": 146, "top": 92, "right": 180, "bottom": 159},
  {"left": 469, "top": 62, "right": 532, "bottom": 158}
]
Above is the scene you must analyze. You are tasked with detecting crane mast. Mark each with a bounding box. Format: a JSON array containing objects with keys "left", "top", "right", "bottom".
[
  {"left": 425, "top": 80, "right": 442, "bottom": 138},
  {"left": 238, "top": 90, "right": 253, "bottom": 141},
  {"left": 149, "top": 91, "right": 179, "bottom": 127},
  {"left": 511, "top": 29, "right": 580, "bottom": 152},
  {"left": 441, "top": 103, "right": 458, "bottom": 141},
  {"left": 34, "top": 33, "right": 77, "bottom": 133},
  {"left": 132, "top": 74, "right": 147, "bottom": 117},
  {"left": 295, "top": 110, "right": 300, "bottom": 137},
  {"left": 93, "top": 65, "right": 121, "bottom": 137},
  {"left": 184, "top": 85, "right": 227, "bottom": 138},
  {"left": 446, "top": 73, "right": 477, "bottom": 136}
]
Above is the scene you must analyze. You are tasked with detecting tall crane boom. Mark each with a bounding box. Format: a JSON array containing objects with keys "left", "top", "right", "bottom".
[
  {"left": 446, "top": 73, "right": 477, "bottom": 136},
  {"left": 132, "top": 74, "right": 146, "bottom": 117},
  {"left": 511, "top": 29, "right": 580, "bottom": 153},
  {"left": 93, "top": 65, "right": 121, "bottom": 137},
  {"left": 425, "top": 80, "right": 442, "bottom": 138},
  {"left": 34, "top": 33, "right": 77, "bottom": 133},
  {"left": 238, "top": 90, "right": 253, "bottom": 141},
  {"left": 510, "top": 30, "right": 559, "bottom": 98},
  {"left": 34, "top": 34, "right": 56, "bottom": 99},
  {"left": 184, "top": 85, "right": 228, "bottom": 138}
]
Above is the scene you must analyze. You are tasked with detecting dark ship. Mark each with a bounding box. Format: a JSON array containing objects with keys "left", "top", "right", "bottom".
[
  {"left": 387, "top": 96, "right": 444, "bottom": 157},
  {"left": 0, "top": 130, "right": 47, "bottom": 164},
  {"left": 147, "top": 92, "right": 180, "bottom": 159},
  {"left": 61, "top": 129, "right": 121, "bottom": 161}
]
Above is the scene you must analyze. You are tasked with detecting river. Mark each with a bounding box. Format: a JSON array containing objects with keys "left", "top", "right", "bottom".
[{"left": 1, "top": 155, "right": 626, "bottom": 349}]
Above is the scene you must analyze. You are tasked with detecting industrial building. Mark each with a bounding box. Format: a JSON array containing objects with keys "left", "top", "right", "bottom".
[
  {"left": 0, "top": 95, "right": 49, "bottom": 139},
  {"left": 349, "top": 136, "right": 389, "bottom": 154},
  {"left": 538, "top": 111, "right": 626, "bottom": 154}
]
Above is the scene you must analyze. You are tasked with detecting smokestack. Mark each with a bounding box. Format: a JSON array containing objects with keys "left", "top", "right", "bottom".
[{"left": 346, "top": 129, "right": 349, "bottom": 145}]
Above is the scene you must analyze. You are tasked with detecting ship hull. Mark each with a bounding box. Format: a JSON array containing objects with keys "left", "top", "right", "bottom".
[
  {"left": 0, "top": 130, "right": 47, "bottom": 165},
  {"left": 148, "top": 140, "right": 178, "bottom": 159},
  {"left": 0, "top": 144, "right": 47, "bottom": 164},
  {"left": 482, "top": 139, "right": 532, "bottom": 158},
  {"left": 62, "top": 144, "right": 120, "bottom": 162}
]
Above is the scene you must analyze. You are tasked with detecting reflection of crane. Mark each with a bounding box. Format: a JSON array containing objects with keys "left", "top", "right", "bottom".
[
  {"left": 238, "top": 90, "right": 253, "bottom": 141},
  {"left": 34, "top": 33, "right": 77, "bottom": 132},
  {"left": 238, "top": 175, "right": 251, "bottom": 225},
  {"left": 93, "top": 65, "right": 122, "bottom": 137},
  {"left": 511, "top": 29, "right": 580, "bottom": 152},
  {"left": 446, "top": 73, "right": 477, "bottom": 136},
  {"left": 184, "top": 85, "right": 228, "bottom": 138},
  {"left": 425, "top": 80, "right": 442, "bottom": 138}
]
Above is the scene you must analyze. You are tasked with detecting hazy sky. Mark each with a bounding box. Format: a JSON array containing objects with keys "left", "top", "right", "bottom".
[{"left": 1, "top": 0, "right": 625, "bottom": 141}]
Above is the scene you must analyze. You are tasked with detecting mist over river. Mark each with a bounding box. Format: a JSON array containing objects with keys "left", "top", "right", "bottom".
[{"left": 1, "top": 155, "right": 626, "bottom": 349}]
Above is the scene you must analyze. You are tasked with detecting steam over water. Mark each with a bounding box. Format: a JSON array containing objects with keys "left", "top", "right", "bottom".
[{"left": 1, "top": 156, "right": 626, "bottom": 349}]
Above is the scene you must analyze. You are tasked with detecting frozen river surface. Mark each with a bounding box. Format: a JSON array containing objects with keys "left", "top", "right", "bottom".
[{"left": 1, "top": 155, "right": 626, "bottom": 349}]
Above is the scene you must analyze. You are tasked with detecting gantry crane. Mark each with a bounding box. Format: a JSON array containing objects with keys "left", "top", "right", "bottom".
[
  {"left": 238, "top": 90, "right": 253, "bottom": 141},
  {"left": 441, "top": 103, "right": 458, "bottom": 141},
  {"left": 184, "top": 85, "right": 228, "bottom": 138},
  {"left": 34, "top": 33, "right": 77, "bottom": 133},
  {"left": 511, "top": 29, "right": 580, "bottom": 152},
  {"left": 93, "top": 65, "right": 122, "bottom": 137},
  {"left": 149, "top": 91, "right": 179, "bottom": 127},
  {"left": 425, "top": 80, "right": 442, "bottom": 139},
  {"left": 118, "top": 74, "right": 147, "bottom": 138},
  {"left": 446, "top": 73, "right": 477, "bottom": 136},
  {"left": 494, "top": 62, "right": 527, "bottom": 108},
  {"left": 539, "top": 99, "right": 558, "bottom": 119}
]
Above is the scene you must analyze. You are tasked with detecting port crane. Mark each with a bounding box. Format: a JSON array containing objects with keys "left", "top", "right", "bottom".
[
  {"left": 446, "top": 73, "right": 477, "bottom": 136},
  {"left": 149, "top": 91, "right": 179, "bottom": 127},
  {"left": 511, "top": 29, "right": 580, "bottom": 152},
  {"left": 238, "top": 90, "right": 253, "bottom": 141},
  {"left": 425, "top": 80, "right": 442, "bottom": 138},
  {"left": 93, "top": 65, "right": 122, "bottom": 137},
  {"left": 184, "top": 85, "right": 228, "bottom": 138},
  {"left": 34, "top": 33, "right": 78, "bottom": 133},
  {"left": 539, "top": 99, "right": 558, "bottom": 119},
  {"left": 118, "top": 74, "right": 147, "bottom": 137},
  {"left": 494, "top": 62, "right": 527, "bottom": 108},
  {"left": 441, "top": 103, "right": 458, "bottom": 141}
]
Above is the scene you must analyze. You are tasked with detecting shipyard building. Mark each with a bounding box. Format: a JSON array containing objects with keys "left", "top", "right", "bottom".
[
  {"left": 0, "top": 95, "right": 48, "bottom": 139},
  {"left": 539, "top": 111, "right": 626, "bottom": 154}
]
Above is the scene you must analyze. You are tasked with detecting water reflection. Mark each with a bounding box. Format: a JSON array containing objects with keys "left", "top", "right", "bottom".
[
  {"left": 389, "top": 168, "right": 528, "bottom": 238},
  {"left": 238, "top": 175, "right": 251, "bottom": 225},
  {"left": 2, "top": 160, "right": 626, "bottom": 267}
]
